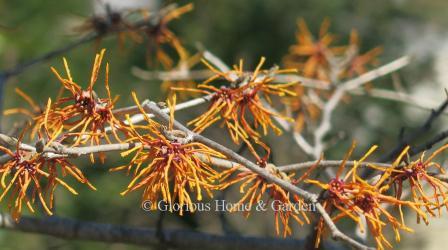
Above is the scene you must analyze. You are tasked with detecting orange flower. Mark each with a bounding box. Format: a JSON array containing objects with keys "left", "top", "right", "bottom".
[
  {"left": 175, "top": 57, "right": 296, "bottom": 142},
  {"left": 0, "top": 138, "right": 95, "bottom": 221},
  {"left": 342, "top": 30, "right": 382, "bottom": 78},
  {"left": 174, "top": 57, "right": 295, "bottom": 164},
  {"left": 283, "top": 21, "right": 381, "bottom": 132},
  {"left": 74, "top": 5, "right": 143, "bottom": 49},
  {"left": 144, "top": 4, "right": 193, "bottom": 68},
  {"left": 282, "top": 18, "right": 341, "bottom": 132},
  {"left": 375, "top": 144, "right": 448, "bottom": 223},
  {"left": 33, "top": 49, "right": 124, "bottom": 163},
  {"left": 220, "top": 162, "right": 319, "bottom": 237},
  {"left": 112, "top": 93, "right": 224, "bottom": 215},
  {"left": 307, "top": 145, "right": 425, "bottom": 250},
  {"left": 283, "top": 18, "right": 345, "bottom": 81}
]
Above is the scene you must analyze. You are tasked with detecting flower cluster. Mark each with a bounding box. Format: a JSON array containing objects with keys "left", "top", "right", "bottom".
[
  {"left": 74, "top": 4, "right": 143, "bottom": 48},
  {"left": 376, "top": 145, "right": 448, "bottom": 223},
  {"left": 283, "top": 18, "right": 381, "bottom": 81},
  {"left": 0, "top": 139, "right": 95, "bottom": 221},
  {"left": 9, "top": 50, "right": 125, "bottom": 162},
  {"left": 75, "top": 3, "right": 193, "bottom": 70},
  {"left": 220, "top": 162, "right": 320, "bottom": 237},
  {"left": 305, "top": 144, "right": 448, "bottom": 250},
  {"left": 111, "top": 93, "right": 225, "bottom": 215},
  {"left": 282, "top": 19, "right": 382, "bottom": 132},
  {"left": 174, "top": 57, "right": 296, "bottom": 163},
  {"left": 143, "top": 3, "right": 193, "bottom": 69},
  {"left": 1, "top": 50, "right": 127, "bottom": 219}
]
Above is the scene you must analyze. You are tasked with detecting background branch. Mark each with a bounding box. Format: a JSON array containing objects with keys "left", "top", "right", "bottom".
[
  {"left": 312, "top": 56, "right": 410, "bottom": 159},
  {"left": 0, "top": 213, "right": 315, "bottom": 250},
  {"left": 380, "top": 97, "right": 448, "bottom": 163}
]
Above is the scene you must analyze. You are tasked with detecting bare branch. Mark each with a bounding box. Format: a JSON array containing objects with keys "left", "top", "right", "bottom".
[
  {"left": 112, "top": 95, "right": 214, "bottom": 130},
  {"left": 202, "top": 50, "right": 231, "bottom": 72},
  {"left": 409, "top": 129, "right": 448, "bottom": 157},
  {"left": 349, "top": 87, "right": 443, "bottom": 113},
  {"left": 293, "top": 132, "right": 315, "bottom": 156},
  {"left": 0, "top": 213, "right": 310, "bottom": 250},
  {"left": 312, "top": 56, "right": 410, "bottom": 158},
  {"left": 113, "top": 94, "right": 213, "bottom": 116},
  {"left": 343, "top": 57, "right": 410, "bottom": 91},
  {"left": 380, "top": 97, "right": 448, "bottom": 163}
]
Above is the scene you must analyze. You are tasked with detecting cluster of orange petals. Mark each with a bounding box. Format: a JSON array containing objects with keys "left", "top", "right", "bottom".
[
  {"left": 34, "top": 50, "right": 125, "bottom": 163},
  {"left": 1, "top": 50, "right": 231, "bottom": 220},
  {"left": 283, "top": 19, "right": 382, "bottom": 132},
  {"left": 305, "top": 144, "right": 448, "bottom": 250},
  {"left": 0, "top": 141, "right": 95, "bottom": 221},
  {"left": 111, "top": 93, "right": 226, "bottom": 214},
  {"left": 0, "top": 50, "right": 125, "bottom": 219},
  {"left": 284, "top": 18, "right": 382, "bottom": 81},
  {"left": 174, "top": 57, "right": 297, "bottom": 164},
  {"left": 75, "top": 3, "right": 193, "bottom": 70},
  {"left": 144, "top": 3, "right": 193, "bottom": 69},
  {"left": 220, "top": 162, "right": 319, "bottom": 237}
]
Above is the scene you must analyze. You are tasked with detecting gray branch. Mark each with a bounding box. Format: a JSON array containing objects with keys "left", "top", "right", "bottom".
[{"left": 0, "top": 213, "right": 312, "bottom": 250}]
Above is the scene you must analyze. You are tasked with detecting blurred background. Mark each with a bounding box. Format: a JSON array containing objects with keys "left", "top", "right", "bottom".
[{"left": 1, "top": 0, "right": 448, "bottom": 249}]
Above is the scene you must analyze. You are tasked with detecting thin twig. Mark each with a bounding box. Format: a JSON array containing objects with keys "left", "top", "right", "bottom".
[
  {"left": 349, "top": 88, "right": 443, "bottom": 113},
  {"left": 0, "top": 34, "right": 97, "bottom": 79},
  {"left": 380, "top": 97, "right": 448, "bottom": 162},
  {"left": 113, "top": 94, "right": 214, "bottom": 124},
  {"left": 409, "top": 129, "right": 448, "bottom": 157},
  {"left": 312, "top": 56, "right": 410, "bottom": 159},
  {"left": 202, "top": 50, "right": 231, "bottom": 72}
]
